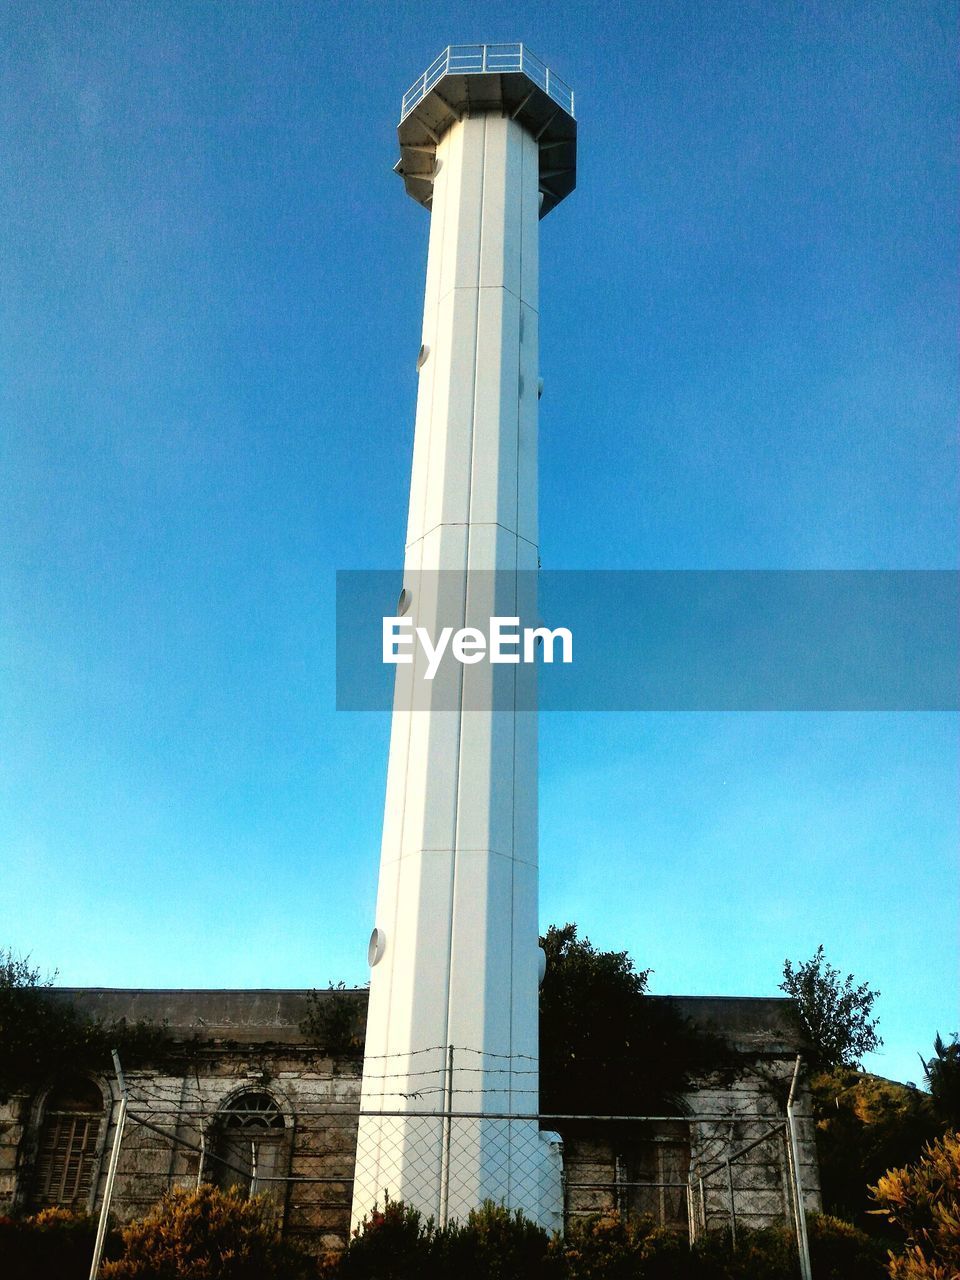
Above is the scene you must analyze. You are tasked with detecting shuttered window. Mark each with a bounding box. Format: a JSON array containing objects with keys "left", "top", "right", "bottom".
[{"left": 32, "top": 1078, "right": 104, "bottom": 1209}]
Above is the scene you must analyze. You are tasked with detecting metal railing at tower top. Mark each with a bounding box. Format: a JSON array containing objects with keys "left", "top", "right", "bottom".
[{"left": 400, "top": 44, "right": 575, "bottom": 123}]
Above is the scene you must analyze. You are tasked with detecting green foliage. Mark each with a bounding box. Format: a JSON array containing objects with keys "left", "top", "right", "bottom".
[
  {"left": 300, "top": 983, "right": 365, "bottom": 1057},
  {"left": 333, "top": 1199, "right": 557, "bottom": 1280},
  {"left": 810, "top": 1068, "right": 940, "bottom": 1231},
  {"left": 871, "top": 1130, "right": 960, "bottom": 1279},
  {"left": 99, "top": 1185, "right": 316, "bottom": 1279},
  {"left": 554, "top": 1214, "right": 690, "bottom": 1279},
  {"left": 0, "top": 1206, "right": 119, "bottom": 1280},
  {"left": 698, "top": 1220, "right": 883, "bottom": 1280},
  {"left": 438, "top": 1202, "right": 559, "bottom": 1280},
  {"left": 331, "top": 1207, "right": 885, "bottom": 1279},
  {"left": 330, "top": 1198, "right": 436, "bottom": 1279},
  {"left": 779, "top": 944, "right": 881, "bottom": 1070},
  {"left": 806, "top": 1214, "right": 890, "bottom": 1280},
  {"left": 539, "top": 923, "right": 738, "bottom": 1116},
  {"left": 560, "top": 1217, "right": 856, "bottom": 1280},
  {"left": 920, "top": 1034, "right": 960, "bottom": 1131},
  {"left": 691, "top": 1224, "right": 795, "bottom": 1279},
  {"left": 0, "top": 949, "right": 170, "bottom": 1102}
]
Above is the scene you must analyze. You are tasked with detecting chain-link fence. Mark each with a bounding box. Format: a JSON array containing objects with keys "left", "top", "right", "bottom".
[
  {"left": 77, "top": 1052, "right": 814, "bottom": 1278},
  {"left": 354, "top": 1111, "right": 561, "bottom": 1228}
]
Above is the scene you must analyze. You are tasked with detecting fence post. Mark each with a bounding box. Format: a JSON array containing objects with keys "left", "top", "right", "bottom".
[
  {"left": 778, "top": 1127, "right": 793, "bottom": 1223},
  {"left": 89, "top": 1049, "right": 128, "bottom": 1280},
  {"left": 786, "top": 1056, "right": 813, "bottom": 1280},
  {"left": 440, "top": 1044, "right": 454, "bottom": 1226},
  {"left": 686, "top": 1175, "right": 697, "bottom": 1247},
  {"left": 725, "top": 1159, "right": 737, "bottom": 1249}
]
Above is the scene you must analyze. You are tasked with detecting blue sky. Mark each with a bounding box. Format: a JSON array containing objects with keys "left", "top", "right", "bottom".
[{"left": 1, "top": 0, "right": 956, "bottom": 1086}]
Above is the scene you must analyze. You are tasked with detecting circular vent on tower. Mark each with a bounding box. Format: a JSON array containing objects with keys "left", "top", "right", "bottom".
[{"left": 368, "top": 928, "right": 387, "bottom": 967}]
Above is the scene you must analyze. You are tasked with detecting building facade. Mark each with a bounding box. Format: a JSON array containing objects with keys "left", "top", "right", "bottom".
[{"left": 0, "top": 988, "right": 820, "bottom": 1254}]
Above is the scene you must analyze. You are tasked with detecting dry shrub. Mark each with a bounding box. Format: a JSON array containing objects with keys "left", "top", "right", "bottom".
[{"left": 99, "top": 1184, "right": 315, "bottom": 1280}]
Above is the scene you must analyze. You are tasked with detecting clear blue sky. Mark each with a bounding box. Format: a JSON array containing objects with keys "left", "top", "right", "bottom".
[{"left": 1, "top": 1, "right": 956, "bottom": 1087}]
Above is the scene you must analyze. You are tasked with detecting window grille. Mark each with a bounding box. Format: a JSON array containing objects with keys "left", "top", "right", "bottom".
[{"left": 617, "top": 1127, "right": 691, "bottom": 1228}]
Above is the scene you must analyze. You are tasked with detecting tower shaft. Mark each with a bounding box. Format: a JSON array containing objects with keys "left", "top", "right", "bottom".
[{"left": 353, "top": 46, "right": 576, "bottom": 1230}]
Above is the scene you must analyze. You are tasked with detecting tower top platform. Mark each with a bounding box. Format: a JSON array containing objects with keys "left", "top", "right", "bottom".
[{"left": 396, "top": 44, "right": 577, "bottom": 218}]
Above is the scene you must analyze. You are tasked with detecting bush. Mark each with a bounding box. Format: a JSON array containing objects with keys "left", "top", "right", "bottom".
[
  {"left": 0, "top": 1206, "right": 113, "bottom": 1280},
  {"left": 0, "top": 1192, "right": 889, "bottom": 1280},
  {"left": 439, "top": 1202, "right": 558, "bottom": 1280},
  {"left": 99, "top": 1185, "right": 315, "bottom": 1280},
  {"left": 330, "top": 1198, "right": 436, "bottom": 1279},
  {"left": 553, "top": 1213, "right": 649, "bottom": 1280},
  {"left": 332, "top": 1200, "right": 556, "bottom": 1280},
  {"left": 871, "top": 1130, "right": 960, "bottom": 1279},
  {"left": 300, "top": 984, "right": 365, "bottom": 1057},
  {"left": 807, "top": 1214, "right": 889, "bottom": 1279},
  {"left": 557, "top": 1213, "right": 884, "bottom": 1280},
  {"left": 692, "top": 1224, "right": 795, "bottom": 1279},
  {"left": 327, "top": 1202, "right": 888, "bottom": 1280},
  {"left": 555, "top": 1213, "right": 692, "bottom": 1279}
]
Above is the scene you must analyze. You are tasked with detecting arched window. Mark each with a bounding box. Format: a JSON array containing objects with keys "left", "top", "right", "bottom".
[
  {"left": 31, "top": 1076, "right": 104, "bottom": 1210},
  {"left": 209, "top": 1091, "right": 285, "bottom": 1197}
]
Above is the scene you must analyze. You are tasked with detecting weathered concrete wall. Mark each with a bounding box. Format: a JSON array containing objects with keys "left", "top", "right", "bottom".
[
  {"left": 0, "top": 1095, "right": 29, "bottom": 1214},
  {"left": 688, "top": 1063, "right": 821, "bottom": 1227},
  {"left": 110, "top": 1052, "right": 361, "bottom": 1255}
]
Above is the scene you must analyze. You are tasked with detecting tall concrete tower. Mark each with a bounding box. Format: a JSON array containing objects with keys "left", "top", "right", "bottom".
[{"left": 353, "top": 45, "right": 576, "bottom": 1229}]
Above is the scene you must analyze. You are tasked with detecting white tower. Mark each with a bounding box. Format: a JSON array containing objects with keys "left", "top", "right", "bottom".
[{"left": 353, "top": 45, "right": 576, "bottom": 1230}]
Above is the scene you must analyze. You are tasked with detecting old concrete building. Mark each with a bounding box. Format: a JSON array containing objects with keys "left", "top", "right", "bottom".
[
  {"left": 0, "top": 988, "right": 819, "bottom": 1254},
  {"left": 1, "top": 989, "right": 362, "bottom": 1255},
  {"left": 557, "top": 997, "right": 821, "bottom": 1240}
]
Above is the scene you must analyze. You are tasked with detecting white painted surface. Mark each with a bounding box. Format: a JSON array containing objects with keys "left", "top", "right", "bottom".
[{"left": 352, "top": 111, "right": 561, "bottom": 1228}]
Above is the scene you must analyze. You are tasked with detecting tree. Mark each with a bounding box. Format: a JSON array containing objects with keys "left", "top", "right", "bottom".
[
  {"left": 538, "top": 923, "right": 736, "bottom": 1116},
  {"left": 920, "top": 1033, "right": 960, "bottom": 1131},
  {"left": 0, "top": 951, "right": 90, "bottom": 1102},
  {"left": 870, "top": 1131, "right": 960, "bottom": 1279},
  {"left": 0, "top": 948, "right": 170, "bottom": 1102},
  {"left": 809, "top": 1068, "right": 939, "bottom": 1231},
  {"left": 779, "top": 945, "right": 881, "bottom": 1070}
]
